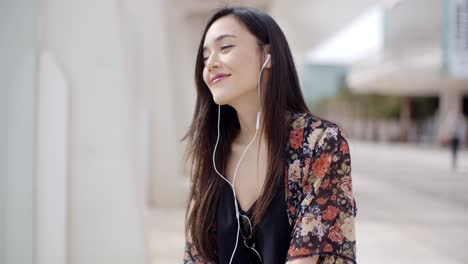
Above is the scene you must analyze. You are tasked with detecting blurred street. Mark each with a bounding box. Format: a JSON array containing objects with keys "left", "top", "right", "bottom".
[
  {"left": 148, "top": 141, "right": 468, "bottom": 264},
  {"left": 351, "top": 141, "right": 468, "bottom": 264}
]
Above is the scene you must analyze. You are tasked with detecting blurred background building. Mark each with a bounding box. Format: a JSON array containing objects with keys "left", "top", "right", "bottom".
[{"left": 1, "top": 0, "right": 467, "bottom": 263}]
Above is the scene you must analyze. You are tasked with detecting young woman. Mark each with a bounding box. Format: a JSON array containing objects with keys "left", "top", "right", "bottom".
[{"left": 182, "top": 7, "right": 357, "bottom": 264}]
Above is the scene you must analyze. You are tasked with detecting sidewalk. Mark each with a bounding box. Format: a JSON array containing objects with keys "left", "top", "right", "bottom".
[{"left": 351, "top": 140, "right": 468, "bottom": 264}]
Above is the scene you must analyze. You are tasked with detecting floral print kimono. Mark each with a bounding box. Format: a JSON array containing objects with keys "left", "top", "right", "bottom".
[{"left": 184, "top": 112, "right": 357, "bottom": 263}]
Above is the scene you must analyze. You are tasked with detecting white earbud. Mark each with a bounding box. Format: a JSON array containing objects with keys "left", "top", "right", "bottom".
[
  {"left": 256, "top": 53, "right": 270, "bottom": 130},
  {"left": 263, "top": 54, "right": 271, "bottom": 67}
]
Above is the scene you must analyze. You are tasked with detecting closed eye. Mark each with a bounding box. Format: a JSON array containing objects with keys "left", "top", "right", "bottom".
[
  {"left": 203, "top": 45, "right": 234, "bottom": 63},
  {"left": 221, "top": 45, "right": 234, "bottom": 50}
]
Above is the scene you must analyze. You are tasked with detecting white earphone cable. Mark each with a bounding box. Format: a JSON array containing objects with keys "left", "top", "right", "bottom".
[{"left": 212, "top": 54, "right": 270, "bottom": 264}]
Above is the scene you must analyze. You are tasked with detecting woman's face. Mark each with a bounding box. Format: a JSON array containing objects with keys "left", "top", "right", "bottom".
[{"left": 202, "top": 15, "right": 265, "bottom": 106}]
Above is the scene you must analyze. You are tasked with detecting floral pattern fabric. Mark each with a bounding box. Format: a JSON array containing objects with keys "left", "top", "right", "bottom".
[
  {"left": 285, "top": 113, "right": 357, "bottom": 263},
  {"left": 183, "top": 112, "right": 357, "bottom": 263}
]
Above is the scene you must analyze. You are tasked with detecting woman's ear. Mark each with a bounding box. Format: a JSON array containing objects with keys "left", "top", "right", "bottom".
[{"left": 263, "top": 44, "right": 272, "bottom": 68}]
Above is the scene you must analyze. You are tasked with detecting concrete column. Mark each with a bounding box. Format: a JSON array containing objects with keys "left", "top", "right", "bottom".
[
  {"left": 0, "top": 0, "right": 38, "bottom": 263},
  {"left": 41, "top": 0, "right": 148, "bottom": 263},
  {"left": 438, "top": 86, "right": 463, "bottom": 140},
  {"left": 138, "top": 0, "right": 185, "bottom": 208},
  {"left": 36, "top": 51, "right": 68, "bottom": 264}
]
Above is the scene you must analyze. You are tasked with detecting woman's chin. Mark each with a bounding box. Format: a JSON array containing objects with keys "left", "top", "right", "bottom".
[
  {"left": 212, "top": 93, "right": 232, "bottom": 106},
  {"left": 213, "top": 98, "right": 229, "bottom": 106}
]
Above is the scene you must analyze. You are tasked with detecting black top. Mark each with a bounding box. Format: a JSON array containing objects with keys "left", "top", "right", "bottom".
[{"left": 216, "top": 178, "right": 293, "bottom": 264}]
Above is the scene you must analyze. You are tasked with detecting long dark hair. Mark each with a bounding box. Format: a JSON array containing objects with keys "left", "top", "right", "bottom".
[{"left": 181, "top": 6, "right": 311, "bottom": 262}]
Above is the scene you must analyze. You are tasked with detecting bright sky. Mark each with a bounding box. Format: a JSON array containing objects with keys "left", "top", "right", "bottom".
[{"left": 306, "top": 6, "right": 384, "bottom": 65}]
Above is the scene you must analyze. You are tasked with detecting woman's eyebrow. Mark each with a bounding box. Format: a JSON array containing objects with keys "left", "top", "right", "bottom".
[{"left": 203, "top": 34, "right": 237, "bottom": 52}]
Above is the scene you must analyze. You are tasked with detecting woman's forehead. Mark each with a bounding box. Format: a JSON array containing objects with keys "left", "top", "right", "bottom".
[{"left": 203, "top": 16, "right": 246, "bottom": 46}]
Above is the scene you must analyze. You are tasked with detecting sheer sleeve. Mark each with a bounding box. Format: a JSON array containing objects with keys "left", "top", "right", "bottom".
[
  {"left": 182, "top": 199, "right": 216, "bottom": 264},
  {"left": 183, "top": 241, "right": 213, "bottom": 264},
  {"left": 286, "top": 123, "right": 357, "bottom": 264}
]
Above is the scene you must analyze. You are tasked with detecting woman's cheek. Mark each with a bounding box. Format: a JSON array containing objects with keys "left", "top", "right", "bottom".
[{"left": 202, "top": 70, "right": 209, "bottom": 86}]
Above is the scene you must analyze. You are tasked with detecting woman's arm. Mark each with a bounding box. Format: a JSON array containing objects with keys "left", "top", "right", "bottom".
[
  {"left": 286, "top": 255, "right": 319, "bottom": 264},
  {"left": 183, "top": 199, "right": 214, "bottom": 263},
  {"left": 183, "top": 241, "right": 213, "bottom": 264},
  {"left": 285, "top": 120, "right": 357, "bottom": 264}
]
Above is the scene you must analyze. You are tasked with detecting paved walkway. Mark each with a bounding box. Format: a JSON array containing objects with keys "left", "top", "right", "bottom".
[
  {"left": 148, "top": 141, "right": 468, "bottom": 263},
  {"left": 351, "top": 141, "right": 468, "bottom": 264}
]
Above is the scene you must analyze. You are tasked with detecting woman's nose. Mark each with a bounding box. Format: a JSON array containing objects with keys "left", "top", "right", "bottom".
[{"left": 205, "top": 54, "right": 220, "bottom": 71}]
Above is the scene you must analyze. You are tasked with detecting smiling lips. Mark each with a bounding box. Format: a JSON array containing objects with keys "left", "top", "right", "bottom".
[{"left": 210, "top": 73, "right": 231, "bottom": 85}]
